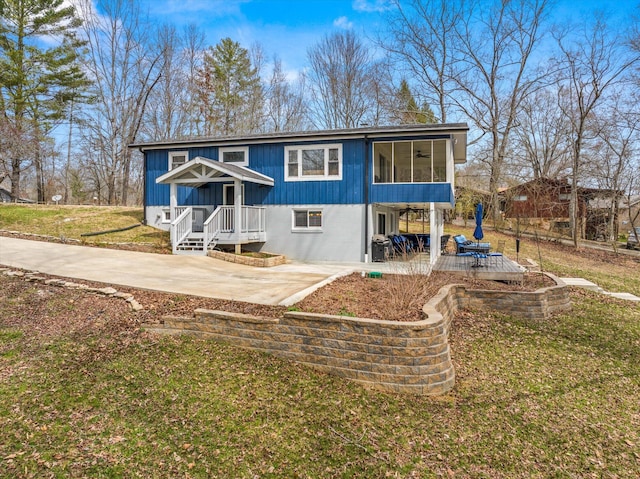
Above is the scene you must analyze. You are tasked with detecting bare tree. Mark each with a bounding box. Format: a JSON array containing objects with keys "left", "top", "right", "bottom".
[
  {"left": 554, "top": 16, "right": 640, "bottom": 245},
  {"left": 307, "top": 30, "right": 377, "bottom": 129},
  {"left": 385, "top": 0, "right": 464, "bottom": 123},
  {"left": 453, "top": 0, "right": 550, "bottom": 224},
  {"left": 77, "top": 0, "right": 166, "bottom": 205},
  {"left": 588, "top": 92, "right": 640, "bottom": 242},
  {"left": 512, "top": 87, "right": 572, "bottom": 180},
  {"left": 142, "top": 24, "right": 205, "bottom": 140},
  {"left": 385, "top": 0, "right": 551, "bottom": 225},
  {"left": 265, "top": 57, "right": 308, "bottom": 132}
]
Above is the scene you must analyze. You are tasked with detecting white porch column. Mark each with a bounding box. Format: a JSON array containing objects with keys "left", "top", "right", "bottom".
[
  {"left": 429, "top": 203, "right": 437, "bottom": 260},
  {"left": 429, "top": 203, "right": 444, "bottom": 266},
  {"left": 234, "top": 179, "right": 242, "bottom": 254},
  {"left": 169, "top": 182, "right": 177, "bottom": 242}
]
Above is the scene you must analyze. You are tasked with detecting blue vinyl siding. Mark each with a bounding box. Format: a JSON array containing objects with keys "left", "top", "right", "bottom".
[
  {"left": 144, "top": 135, "right": 455, "bottom": 207},
  {"left": 145, "top": 140, "right": 365, "bottom": 207},
  {"left": 370, "top": 183, "right": 454, "bottom": 205}
]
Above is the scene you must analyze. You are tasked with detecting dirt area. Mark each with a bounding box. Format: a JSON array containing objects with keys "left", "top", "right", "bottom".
[
  {"left": 296, "top": 271, "right": 556, "bottom": 321},
  {"left": 1, "top": 267, "right": 555, "bottom": 325}
]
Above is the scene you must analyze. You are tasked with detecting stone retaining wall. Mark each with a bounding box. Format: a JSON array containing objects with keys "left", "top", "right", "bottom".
[
  {"left": 143, "top": 273, "right": 570, "bottom": 395},
  {"left": 207, "top": 250, "right": 286, "bottom": 267}
]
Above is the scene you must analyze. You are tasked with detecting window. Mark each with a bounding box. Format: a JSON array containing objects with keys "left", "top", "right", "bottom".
[
  {"left": 161, "top": 208, "right": 171, "bottom": 223},
  {"left": 169, "top": 151, "right": 188, "bottom": 170},
  {"left": 513, "top": 195, "right": 528, "bottom": 202},
  {"left": 220, "top": 146, "right": 248, "bottom": 166},
  {"left": 372, "top": 140, "right": 447, "bottom": 183},
  {"left": 285, "top": 144, "right": 342, "bottom": 180},
  {"left": 292, "top": 209, "right": 323, "bottom": 230},
  {"left": 558, "top": 193, "right": 571, "bottom": 201}
]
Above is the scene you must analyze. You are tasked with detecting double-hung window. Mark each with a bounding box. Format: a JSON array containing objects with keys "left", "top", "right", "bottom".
[
  {"left": 168, "top": 151, "right": 188, "bottom": 170},
  {"left": 292, "top": 209, "right": 323, "bottom": 230},
  {"left": 285, "top": 144, "right": 342, "bottom": 181}
]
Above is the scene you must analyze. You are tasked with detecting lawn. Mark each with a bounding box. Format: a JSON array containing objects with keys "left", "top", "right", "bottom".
[
  {"left": 0, "top": 204, "right": 169, "bottom": 251},
  {"left": 1, "top": 207, "right": 639, "bottom": 477}
]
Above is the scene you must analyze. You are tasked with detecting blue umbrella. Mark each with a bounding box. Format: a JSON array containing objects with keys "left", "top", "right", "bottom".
[{"left": 473, "top": 203, "right": 484, "bottom": 243}]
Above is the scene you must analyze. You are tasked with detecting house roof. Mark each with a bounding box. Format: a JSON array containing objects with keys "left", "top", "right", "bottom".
[
  {"left": 155, "top": 157, "right": 275, "bottom": 187},
  {"left": 130, "top": 123, "right": 470, "bottom": 164},
  {"left": 500, "top": 177, "right": 620, "bottom": 198},
  {"left": 0, "top": 187, "right": 34, "bottom": 203}
]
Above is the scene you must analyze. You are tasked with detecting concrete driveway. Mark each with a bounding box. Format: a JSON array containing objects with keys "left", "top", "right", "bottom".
[{"left": 0, "top": 236, "right": 350, "bottom": 305}]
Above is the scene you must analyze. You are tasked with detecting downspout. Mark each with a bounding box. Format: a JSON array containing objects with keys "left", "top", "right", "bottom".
[
  {"left": 140, "top": 148, "right": 147, "bottom": 225},
  {"left": 363, "top": 135, "right": 370, "bottom": 263}
]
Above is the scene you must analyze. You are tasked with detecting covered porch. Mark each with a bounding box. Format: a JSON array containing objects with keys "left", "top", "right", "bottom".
[
  {"left": 155, "top": 157, "right": 274, "bottom": 255},
  {"left": 370, "top": 201, "right": 449, "bottom": 266}
]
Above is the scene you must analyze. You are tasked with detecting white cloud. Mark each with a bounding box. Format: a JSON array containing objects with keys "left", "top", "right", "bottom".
[
  {"left": 352, "top": 0, "right": 393, "bottom": 13},
  {"left": 333, "top": 16, "right": 353, "bottom": 30}
]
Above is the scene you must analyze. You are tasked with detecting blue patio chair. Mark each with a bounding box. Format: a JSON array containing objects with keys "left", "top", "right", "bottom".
[{"left": 389, "top": 234, "right": 411, "bottom": 256}]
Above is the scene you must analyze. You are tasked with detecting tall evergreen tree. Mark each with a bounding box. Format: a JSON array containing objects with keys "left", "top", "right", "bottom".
[
  {"left": 0, "top": 0, "right": 88, "bottom": 201},
  {"left": 195, "top": 38, "right": 263, "bottom": 136},
  {"left": 395, "top": 79, "right": 437, "bottom": 124}
]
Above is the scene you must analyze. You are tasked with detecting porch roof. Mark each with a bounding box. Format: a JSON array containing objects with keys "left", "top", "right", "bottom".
[{"left": 155, "top": 156, "right": 274, "bottom": 187}]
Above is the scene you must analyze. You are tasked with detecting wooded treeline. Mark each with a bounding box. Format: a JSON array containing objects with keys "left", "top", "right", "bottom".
[{"left": 1, "top": 0, "right": 639, "bottom": 241}]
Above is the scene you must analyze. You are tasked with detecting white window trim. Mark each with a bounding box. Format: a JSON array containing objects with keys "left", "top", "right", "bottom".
[
  {"left": 220, "top": 146, "right": 249, "bottom": 166},
  {"left": 161, "top": 208, "right": 171, "bottom": 224},
  {"left": 514, "top": 195, "right": 528, "bottom": 202},
  {"left": 168, "top": 151, "right": 189, "bottom": 170},
  {"left": 284, "top": 144, "right": 343, "bottom": 181},
  {"left": 291, "top": 208, "right": 323, "bottom": 232}
]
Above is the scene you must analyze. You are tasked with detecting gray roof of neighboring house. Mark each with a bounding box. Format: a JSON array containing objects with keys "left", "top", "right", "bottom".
[{"left": 0, "top": 187, "right": 34, "bottom": 203}]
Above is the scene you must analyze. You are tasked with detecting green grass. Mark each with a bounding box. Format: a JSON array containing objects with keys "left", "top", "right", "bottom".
[
  {"left": 1, "top": 210, "right": 639, "bottom": 476},
  {"left": 1, "top": 280, "right": 639, "bottom": 477},
  {"left": 0, "top": 204, "right": 169, "bottom": 250}
]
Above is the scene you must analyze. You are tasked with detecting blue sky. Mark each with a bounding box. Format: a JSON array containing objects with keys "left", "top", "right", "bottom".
[
  {"left": 141, "top": 0, "right": 393, "bottom": 76},
  {"left": 137, "top": 0, "right": 638, "bottom": 78}
]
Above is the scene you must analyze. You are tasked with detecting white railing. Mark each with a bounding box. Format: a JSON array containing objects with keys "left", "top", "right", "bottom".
[
  {"left": 172, "top": 205, "right": 267, "bottom": 254},
  {"left": 241, "top": 206, "right": 266, "bottom": 233},
  {"left": 174, "top": 206, "right": 189, "bottom": 219},
  {"left": 203, "top": 206, "right": 221, "bottom": 251},
  {"left": 219, "top": 206, "right": 235, "bottom": 233},
  {"left": 171, "top": 206, "right": 192, "bottom": 254}
]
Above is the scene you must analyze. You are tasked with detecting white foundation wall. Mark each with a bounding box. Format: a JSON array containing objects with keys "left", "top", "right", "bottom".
[
  {"left": 262, "top": 204, "right": 366, "bottom": 262},
  {"left": 146, "top": 206, "right": 170, "bottom": 231}
]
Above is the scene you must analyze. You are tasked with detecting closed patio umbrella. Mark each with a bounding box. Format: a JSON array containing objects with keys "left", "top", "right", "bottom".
[{"left": 473, "top": 203, "right": 484, "bottom": 246}]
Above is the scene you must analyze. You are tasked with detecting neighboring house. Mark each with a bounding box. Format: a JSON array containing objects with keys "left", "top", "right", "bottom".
[
  {"left": 129, "top": 124, "right": 469, "bottom": 262},
  {"left": 0, "top": 187, "right": 34, "bottom": 204},
  {"left": 501, "top": 177, "right": 619, "bottom": 240},
  {"left": 619, "top": 195, "right": 640, "bottom": 236}
]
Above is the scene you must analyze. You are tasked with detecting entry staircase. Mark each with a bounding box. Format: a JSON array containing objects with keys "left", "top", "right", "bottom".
[{"left": 171, "top": 205, "right": 266, "bottom": 255}]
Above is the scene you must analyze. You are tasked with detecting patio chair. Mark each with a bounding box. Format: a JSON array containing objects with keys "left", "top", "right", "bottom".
[
  {"left": 389, "top": 234, "right": 412, "bottom": 256},
  {"left": 488, "top": 240, "right": 505, "bottom": 266},
  {"left": 453, "top": 235, "right": 473, "bottom": 254},
  {"left": 456, "top": 250, "right": 474, "bottom": 267}
]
